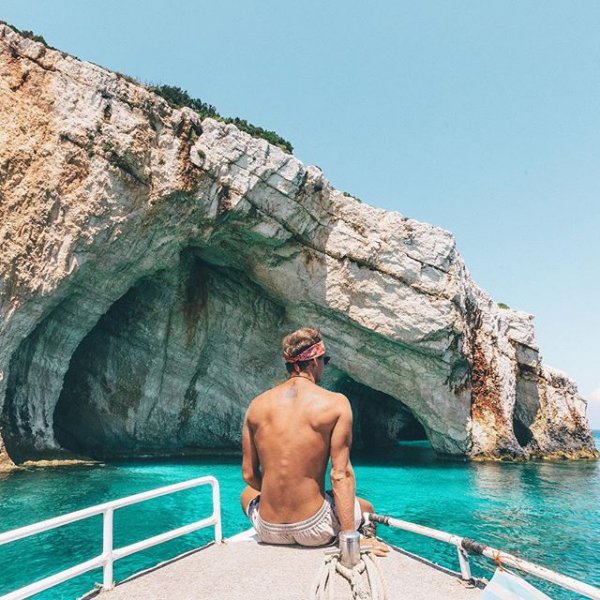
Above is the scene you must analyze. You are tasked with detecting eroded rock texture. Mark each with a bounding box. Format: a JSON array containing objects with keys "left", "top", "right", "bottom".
[{"left": 0, "top": 25, "right": 596, "bottom": 468}]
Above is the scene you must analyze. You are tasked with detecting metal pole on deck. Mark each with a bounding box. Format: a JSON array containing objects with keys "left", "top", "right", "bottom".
[{"left": 338, "top": 530, "right": 361, "bottom": 568}]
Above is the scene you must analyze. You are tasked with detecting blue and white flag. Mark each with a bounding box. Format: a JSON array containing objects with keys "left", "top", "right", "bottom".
[{"left": 482, "top": 568, "right": 553, "bottom": 600}]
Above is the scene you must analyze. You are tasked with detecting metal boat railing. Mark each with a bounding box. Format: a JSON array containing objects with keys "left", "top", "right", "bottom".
[
  {"left": 368, "top": 512, "right": 600, "bottom": 600},
  {"left": 0, "top": 475, "right": 222, "bottom": 600}
]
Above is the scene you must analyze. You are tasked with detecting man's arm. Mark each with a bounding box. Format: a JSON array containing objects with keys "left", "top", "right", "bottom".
[
  {"left": 329, "top": 395, "right": 356, "bottom": 532},
  {"left": 241, "top": 408, "right": 262, "bottom": 491}
]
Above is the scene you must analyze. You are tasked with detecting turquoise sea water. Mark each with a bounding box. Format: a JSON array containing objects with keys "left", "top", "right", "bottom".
[{"left": 1, "top": 433, "right": 599, "bottom": 600}]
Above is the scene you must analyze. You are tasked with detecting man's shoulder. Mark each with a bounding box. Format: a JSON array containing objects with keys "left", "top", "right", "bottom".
[
  {"left": 316, "top": 387, "right": 349, "bottom": 405},
  {"left": 328, "top": 391, "right": 352, "bottom": 413},
  {"left": 248, "top": 382, "right": 349, "bottom": 412},
  {"left": 246, "top": 385, "right": 284, "bottom": 414},
  {"left": 250, "top": 383, "right": 285, "bottom": 404},
  {"left": 307, "top": 387, "right": 351, "bottom": 418},
  {"left": 246, "top": 391, "right": 268, "bottom": 413}
]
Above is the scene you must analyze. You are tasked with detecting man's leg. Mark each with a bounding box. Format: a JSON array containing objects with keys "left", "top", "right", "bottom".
[
  {"left": 357, "top": 496, "right": 376, "bottom": 535},
  {"left": 240, "top": 485, "right": 260, "bottom": 515},
  {"left": 357, "top": 497, "right": 374, "bottom": 515}
]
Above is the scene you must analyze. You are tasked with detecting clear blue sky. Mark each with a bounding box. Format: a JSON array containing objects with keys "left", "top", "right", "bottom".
[{"left": 2, "top": 1, "right": 599, "bottom": 424}]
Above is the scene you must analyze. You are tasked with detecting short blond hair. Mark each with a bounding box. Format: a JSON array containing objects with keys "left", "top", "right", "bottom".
[{"left": 282, "top": 327, "right": 322, "bottom": 373}]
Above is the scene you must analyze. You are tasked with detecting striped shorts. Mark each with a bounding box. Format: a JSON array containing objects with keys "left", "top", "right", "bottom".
[{"left": 246, "top": 492, "right": 362, "bottom": 547}]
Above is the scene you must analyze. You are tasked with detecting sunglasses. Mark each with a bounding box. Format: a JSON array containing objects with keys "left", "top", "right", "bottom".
[{"left": 323, "top": 356, "right": 331, "bottom": 365}]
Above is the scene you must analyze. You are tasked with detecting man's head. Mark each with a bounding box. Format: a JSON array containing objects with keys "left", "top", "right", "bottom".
[{"left": 282, "top": 327, "right": 330, "bottom": 382}]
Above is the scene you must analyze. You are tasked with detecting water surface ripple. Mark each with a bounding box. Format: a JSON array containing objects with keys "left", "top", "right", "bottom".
[{"left": 1, "top": 433, "right": 598, "bottom": 599}]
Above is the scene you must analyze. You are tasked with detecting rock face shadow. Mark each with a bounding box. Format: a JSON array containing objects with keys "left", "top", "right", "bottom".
[{"left": 52, "top": 250, "right": 288, "bottom": 458}]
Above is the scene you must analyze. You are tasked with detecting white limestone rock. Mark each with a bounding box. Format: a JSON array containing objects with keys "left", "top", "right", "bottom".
[{"left": 0, "top": 24, "right": 596, "bottom": 466}]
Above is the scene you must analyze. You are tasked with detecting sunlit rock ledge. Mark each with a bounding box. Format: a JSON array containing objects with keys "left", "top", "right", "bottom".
[{"left": 0, "top": 24, "right": 596, "bottom": 471}]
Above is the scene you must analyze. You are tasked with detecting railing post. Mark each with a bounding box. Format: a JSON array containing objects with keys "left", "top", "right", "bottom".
[
  {"left": 211, "top": 480, "right": 222, "bottom": 544},
  {"left": 457, "top": 546, "right": 472, "bottom": 581},
  {"left": 103, "top": 508, "right": 114, "bottom": 590}
]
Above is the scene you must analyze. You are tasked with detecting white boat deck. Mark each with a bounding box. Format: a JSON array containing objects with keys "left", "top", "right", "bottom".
[{"left": 94, "top": 530, "right": 483, "bottom": 599}]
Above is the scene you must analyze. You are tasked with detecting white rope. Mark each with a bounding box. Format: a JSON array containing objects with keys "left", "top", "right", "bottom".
[
  {"left": 363, "top": 552, "right": 388, "bottom": 600},
  {"left": 311, "top": 550, "right": 388, "bottom": 600},
  {"left": 329, "top": 556, "right": 338, "bottom": 600}
]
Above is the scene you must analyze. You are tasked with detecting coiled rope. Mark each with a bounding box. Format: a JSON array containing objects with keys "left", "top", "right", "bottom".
[{"left": 311, "top": 550, "right": 389, "bottom": 600}]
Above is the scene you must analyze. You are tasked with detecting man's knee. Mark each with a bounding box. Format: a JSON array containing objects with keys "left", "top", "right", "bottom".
[
  {"left": 357, "top": 497, "right": 374, "bottom": 514},
  {"left": 240, "top": 486, "right": 260, "bottom": 514}
]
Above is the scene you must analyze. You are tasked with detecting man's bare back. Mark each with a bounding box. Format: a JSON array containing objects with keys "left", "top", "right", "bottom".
[
  {"left": 243, "top": 377, "right": 348, "bottom": 523},
  {"left": 240, "top": 327, "right": 388, "bottom": 553}
]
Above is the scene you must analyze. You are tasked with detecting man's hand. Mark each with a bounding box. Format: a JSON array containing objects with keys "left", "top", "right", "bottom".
[{"left": 360, "top": 537, "right": 390, "bottom": 557}]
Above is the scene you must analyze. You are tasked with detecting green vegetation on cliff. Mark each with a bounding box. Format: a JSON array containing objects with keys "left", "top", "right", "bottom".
[
  {"left": 2, "top": 21, "right": 293, "bottom": 155},
  {"left": 1, "top": 21, "right": 49, "bottom": 46},
  {"left": 150, "top": 84, "right": 294, "bottom": 154}
]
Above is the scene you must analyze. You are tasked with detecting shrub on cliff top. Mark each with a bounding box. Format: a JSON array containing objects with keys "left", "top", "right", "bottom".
[
  {"left": 150, "top": 85, "right": 219, "bottom": 120},
  {"left": 150, "top": 84, "right": 294, "bottom": 154},
  {"left": 2, "top": 21, "right": 49, "bottom": 47},
  {"left": 2, "top": 21, "right": 294, "bottom": 154},
  {"left": 20, "top": 29, "right": 48, "bottom": 45}
]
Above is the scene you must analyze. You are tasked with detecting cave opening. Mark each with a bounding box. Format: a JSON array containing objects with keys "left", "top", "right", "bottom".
[
  {"left": 322, "top": 371, "right": 429, "bottom": 452},
  {"left": 5, "top": 245, "right": 434, "bottom": 463},
  {"left": 53, "top": 250, "right": 288, "bottom": 459},
  {"left": 512, "top": 365, "right": 540, "bottom": 449}
]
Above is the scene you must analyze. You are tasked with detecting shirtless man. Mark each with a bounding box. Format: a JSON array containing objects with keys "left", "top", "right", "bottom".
[{"left": 240, "top": 327, "right": 388, "bottom": 552}]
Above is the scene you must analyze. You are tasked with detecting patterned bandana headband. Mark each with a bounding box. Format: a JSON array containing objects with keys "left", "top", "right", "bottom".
[{"left": 284, "top": 340, "right": 326, "bottom": 364}]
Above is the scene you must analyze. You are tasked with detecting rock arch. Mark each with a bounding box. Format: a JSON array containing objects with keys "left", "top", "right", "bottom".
[{"left": 0, "top": 24, "right": 595, "bottom": 467}]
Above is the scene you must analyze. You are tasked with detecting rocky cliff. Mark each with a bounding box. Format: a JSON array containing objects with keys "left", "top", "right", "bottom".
[{"left": 0, "top": 24, "right": 596, "bottom": 470}]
